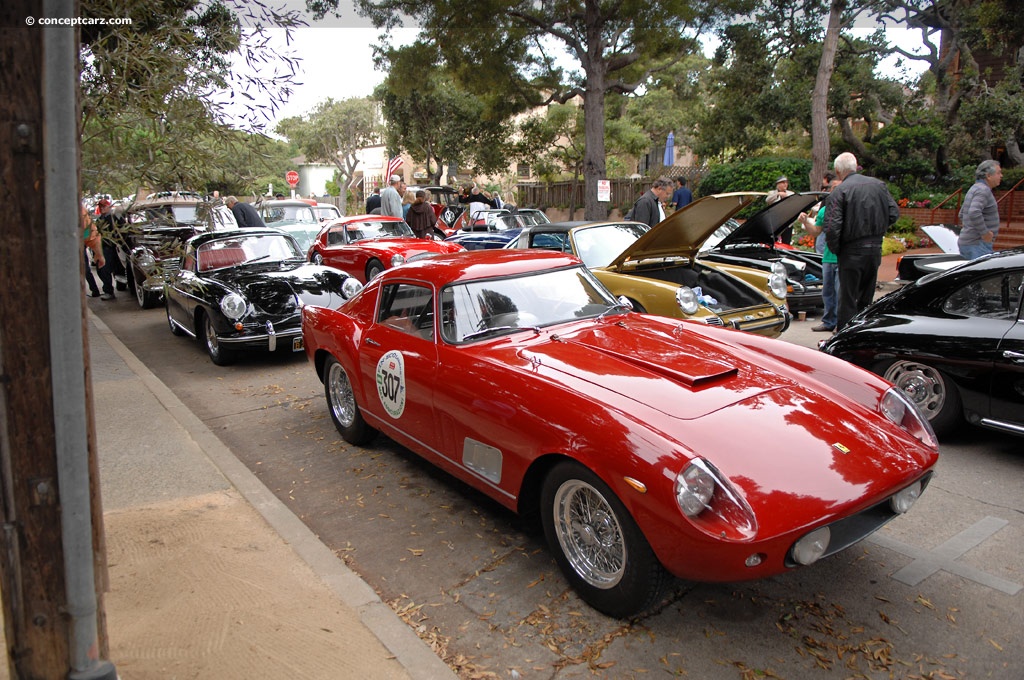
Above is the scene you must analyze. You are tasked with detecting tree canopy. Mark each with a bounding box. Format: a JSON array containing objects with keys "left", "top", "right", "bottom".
[{"left": 80, "top": 0, "right": 303, "bottom": 197}]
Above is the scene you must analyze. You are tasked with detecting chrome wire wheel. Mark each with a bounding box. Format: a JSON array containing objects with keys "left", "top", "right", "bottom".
[
  {"left": 551, "top": 479, "right": 626, "bottom": 589},
  {"left": 883, "top": 360, "right": 947, "bottom": 420},
  {"left": 326, "top": 360, "right": 357, "bottom": 428}
]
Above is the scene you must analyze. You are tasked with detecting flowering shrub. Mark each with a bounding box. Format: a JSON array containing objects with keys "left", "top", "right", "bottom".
[{"left": 795, "top": 234, "right": 816, "bottom": 250}]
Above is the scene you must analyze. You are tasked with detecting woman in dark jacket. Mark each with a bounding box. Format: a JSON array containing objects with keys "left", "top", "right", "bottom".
[{"left": 407, "top": 190, "right": 436, "bottom": 239}]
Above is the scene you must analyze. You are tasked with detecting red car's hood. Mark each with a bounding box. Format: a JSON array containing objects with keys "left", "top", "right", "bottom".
[
  {"left": 517, "top": 318, "right": 935, "bottom": 526},
  {"left": 519, "top": 320, "right": 790, "bottom": 419}
]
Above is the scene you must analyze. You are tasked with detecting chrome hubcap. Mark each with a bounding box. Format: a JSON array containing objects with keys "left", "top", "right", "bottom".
[
  {"left": 552, "top": 479, "right": 625, "bottom": 589},
  {"left": 884, "top": 361, "right": 945, "bottom": 420},
  {"left": 327, "top": 362, "right": 356, "bottom": 427}
]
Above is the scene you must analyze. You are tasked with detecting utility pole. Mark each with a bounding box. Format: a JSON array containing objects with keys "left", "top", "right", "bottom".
[{"left": 0, "top": 1, "right": 116, "bottom": 678}]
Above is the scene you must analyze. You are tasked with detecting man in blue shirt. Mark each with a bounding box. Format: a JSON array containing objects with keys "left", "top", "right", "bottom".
[{"left": 671, "top": 177, "right": 692, "bottom": 210}]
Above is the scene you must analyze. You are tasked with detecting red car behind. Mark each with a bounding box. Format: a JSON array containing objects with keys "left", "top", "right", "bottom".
[{"left": 309, "top": 214, "right": 465, "bottom": 283}]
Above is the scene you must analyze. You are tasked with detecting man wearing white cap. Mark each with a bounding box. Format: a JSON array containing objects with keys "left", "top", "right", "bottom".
[{"left": 380, "top": 174, "right": 405, "bottom": 218}]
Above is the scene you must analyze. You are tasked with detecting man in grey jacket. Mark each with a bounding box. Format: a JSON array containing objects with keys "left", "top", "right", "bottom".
[
  {"left": 958, "top": 160, "right": 1003, "bottom": 260},
  {"left": 824, "top": 152, "right": 900, "bottom": 331},
  {"left": 380, "top": 175, "right": 405, "bottom": 218}
]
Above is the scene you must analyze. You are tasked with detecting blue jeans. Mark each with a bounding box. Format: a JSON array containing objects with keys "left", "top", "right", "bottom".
[
  {"left": 959, "top": 241, "right": 993, "bottom": 260},
  {"left": 821, "top": 261, "right": 839, "bottom": 329}
]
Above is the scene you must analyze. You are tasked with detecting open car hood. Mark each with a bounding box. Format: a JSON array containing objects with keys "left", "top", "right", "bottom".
[
  {"left": 716, "top": 193, "right": 824, "bottom": 248},
  {"left": 607, "top": 193, "right": 763, "bottom": 268}
]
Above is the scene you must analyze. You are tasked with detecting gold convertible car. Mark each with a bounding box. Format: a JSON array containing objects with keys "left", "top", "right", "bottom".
[{"left": 504, "top": 193, "right": 791, "bottom": 337}]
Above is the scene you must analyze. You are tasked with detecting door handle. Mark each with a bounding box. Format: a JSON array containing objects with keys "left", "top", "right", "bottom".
[
  {"left": 366, "top": 338, "right": 380, "bottom": 347},
  {"left": 1003, "top": 350, "right": 1024, "bottom": 361}
]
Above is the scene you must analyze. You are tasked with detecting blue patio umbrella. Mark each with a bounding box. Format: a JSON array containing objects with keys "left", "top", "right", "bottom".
[{"left": 663, "top": 132, "right": 675, "bottom": 167}]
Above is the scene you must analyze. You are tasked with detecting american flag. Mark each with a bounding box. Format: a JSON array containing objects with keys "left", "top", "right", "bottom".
[{"left": 386, "top": 155, "right": 404, "bottom": 178}]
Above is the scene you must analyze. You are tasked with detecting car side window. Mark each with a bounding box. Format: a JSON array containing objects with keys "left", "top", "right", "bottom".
[
  {"left": 327, "top": 228, "right": 346, "bottom": 246},
  {"left": 942, "top": 271, "right": 1024, "bottom": 321},
  {"left": 377, "top": 283, "right": 434, "bottom": 341}
]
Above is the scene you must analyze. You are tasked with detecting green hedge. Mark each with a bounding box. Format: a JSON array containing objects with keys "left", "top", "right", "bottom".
[{"left": 698, "top": 157, "right": 814, "bottom": 196}]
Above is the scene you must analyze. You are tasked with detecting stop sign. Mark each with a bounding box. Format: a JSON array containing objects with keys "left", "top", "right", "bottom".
[{"left": 286, "top": 170, "right": 299, "bottom": 187}]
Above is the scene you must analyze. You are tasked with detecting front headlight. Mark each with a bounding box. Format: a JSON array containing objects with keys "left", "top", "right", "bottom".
[
  {"left": 675, "top": 462, "right": 716, "bottom": 517},
  {"left": 674, "top": 458, "right": 757, "bottom": 539},
  {"left": 675, "top": 286, "right": 699, "bottom": 315},
  {"left": 769, "top": 273, "right": 788, "bottom": 299},
  {"left": 341, "top": 277, "right": 363, "bottom": 299},
  {"left": 220, "top": 293, "right": 248, "bottom": 320},
  {"left": 881, "top": 387, "right": 938, "bottom": 448},
  {"left": 135, "top": 250, "right": 156, "bottom": 271},
  {"left": 390, "top": 254, "right": 406, "bottom": 267}
]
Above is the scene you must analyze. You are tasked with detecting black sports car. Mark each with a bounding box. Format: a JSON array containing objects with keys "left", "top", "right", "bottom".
[
  {"left": 165, "top": 229, "right": 363, "bottom": 365},
  {"left": 821, "top": 248, "right": 1024, "bottom": 438},
  {"left": 699, "top": 193, "right": 825, "bottom": 311}
]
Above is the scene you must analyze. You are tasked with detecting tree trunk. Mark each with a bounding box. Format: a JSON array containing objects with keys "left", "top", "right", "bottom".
[
  {"left": 582, "top": 57, "right": 608, "bottom": 220},
  {"left": 810, "top": 0, "right": 844, "bottom": 189}
]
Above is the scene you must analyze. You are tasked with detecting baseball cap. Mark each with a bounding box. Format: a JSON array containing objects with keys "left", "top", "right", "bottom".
[{"left": 97, "top": 199, "right": 112, "bottom": 209}]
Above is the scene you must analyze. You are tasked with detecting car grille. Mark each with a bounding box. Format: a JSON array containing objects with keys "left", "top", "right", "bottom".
[{"left": 785, "top": 472, "right": 933, "bottom": 567}]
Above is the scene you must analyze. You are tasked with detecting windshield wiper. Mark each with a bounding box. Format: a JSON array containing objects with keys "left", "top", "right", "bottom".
[
  {"left": 462, "top": 324, "right": 541, "bottom": 342},
  {"left": 597, "top": 301, "right": 632, "bottom": 321}
]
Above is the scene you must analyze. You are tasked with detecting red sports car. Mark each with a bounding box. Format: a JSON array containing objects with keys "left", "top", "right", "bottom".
[
  {"left": 301, "top": 249, "right": 939, "bottom": 618},
  {"left": 308, "top": 214, "right": 465, "bottom": 283}
]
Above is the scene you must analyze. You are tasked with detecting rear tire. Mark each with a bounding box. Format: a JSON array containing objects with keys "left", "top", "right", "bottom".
[
  {"left": 323, "top": 356, "right": 377, "bottom": 445},
  {"left": 541, "top": 461, "right": 669, "bottom": 618},
  {"left": 201, "top": 310, "right": 236, "bottom": 366},
  {"left": 878, "top": 359, "right": 961, "bottom": 437}
]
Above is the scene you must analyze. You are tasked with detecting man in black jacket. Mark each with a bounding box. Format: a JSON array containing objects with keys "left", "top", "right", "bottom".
[
  {"left": 824, "top": 152, "right": 900, "bottom": 330},
  {"left": 226, "top": 196, "right": 268, "bottom": 229},
  {"left": 626, "top": 176, "right": 673, "bottom": 228}
]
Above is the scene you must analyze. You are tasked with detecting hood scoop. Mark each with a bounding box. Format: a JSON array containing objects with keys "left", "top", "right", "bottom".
[{"left": 569, "top": 341, "right": 737, "bottom": 388}]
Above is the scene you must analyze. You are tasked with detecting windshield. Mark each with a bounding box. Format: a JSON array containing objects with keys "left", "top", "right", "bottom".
[
  {"left": 572, "top": 223, "right": 648, "bottom": 268},
  {"left": 274, "top": 224, "right": 321, "bottom": 253},
  {"left": 196, "top": 233, "right": 303, "bottom": 272},
  {"left": 701, "top": 219, "right": 740, "bottom": 252},
  {"left": 441, "top": 265, "right": 618, "bottom": 343},
  {"left": 346, "top": 220, "right": 414, "bottom": 241},
  {"left": 264, "top": 205, "right": 318, "bottom": 225},
  {"left": 314, "top": 205, "right": 340, "bottom": 220}
]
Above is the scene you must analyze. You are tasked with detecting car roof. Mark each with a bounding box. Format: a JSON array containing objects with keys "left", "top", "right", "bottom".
[
  {"left": 380, "top": 249, "right": 582, "bottom": 285},
  {"left": 188, "top": 228, "right": 293, "bottom": 246},
  {"left": 324, "top": 214, "right": 406, "bottom": 226},
  {"left": 260, "top": 200, "right": 316, "bottom": 207}
]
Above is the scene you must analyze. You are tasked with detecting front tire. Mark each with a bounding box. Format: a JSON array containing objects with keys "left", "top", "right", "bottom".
[
  {"left": 312, "top": 251, "right": 324, "bottom": 265},
  {"left": 323, "top": 356, "right": 376, "bottom": 445},
  {"left": 166, "top": 299, "right": 185, "bottom": 336},
  {"left": 365, "top": 259, "right": 384, "bottom": 281},
  {"left": 200, "top": 310, "right": 236, "bottom": 366},
  {"left": 879, "top": 359, "right": 961, "bottom": 437},
  {"left": 134, "top": 270, "right": 159, "bottom": 309},
  {"left": 541, "top": 461, "right": 669, "bottom": 618}
]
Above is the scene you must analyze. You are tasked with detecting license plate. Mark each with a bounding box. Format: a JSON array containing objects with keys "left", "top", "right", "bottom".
[{"left": 292, "top": 336, "right": 304, "bottom": 352}]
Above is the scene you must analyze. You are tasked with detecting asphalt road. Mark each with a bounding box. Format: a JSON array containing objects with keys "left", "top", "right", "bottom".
[{"left": 90, "top": 294, "right": 1023, "bottom": 680}]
